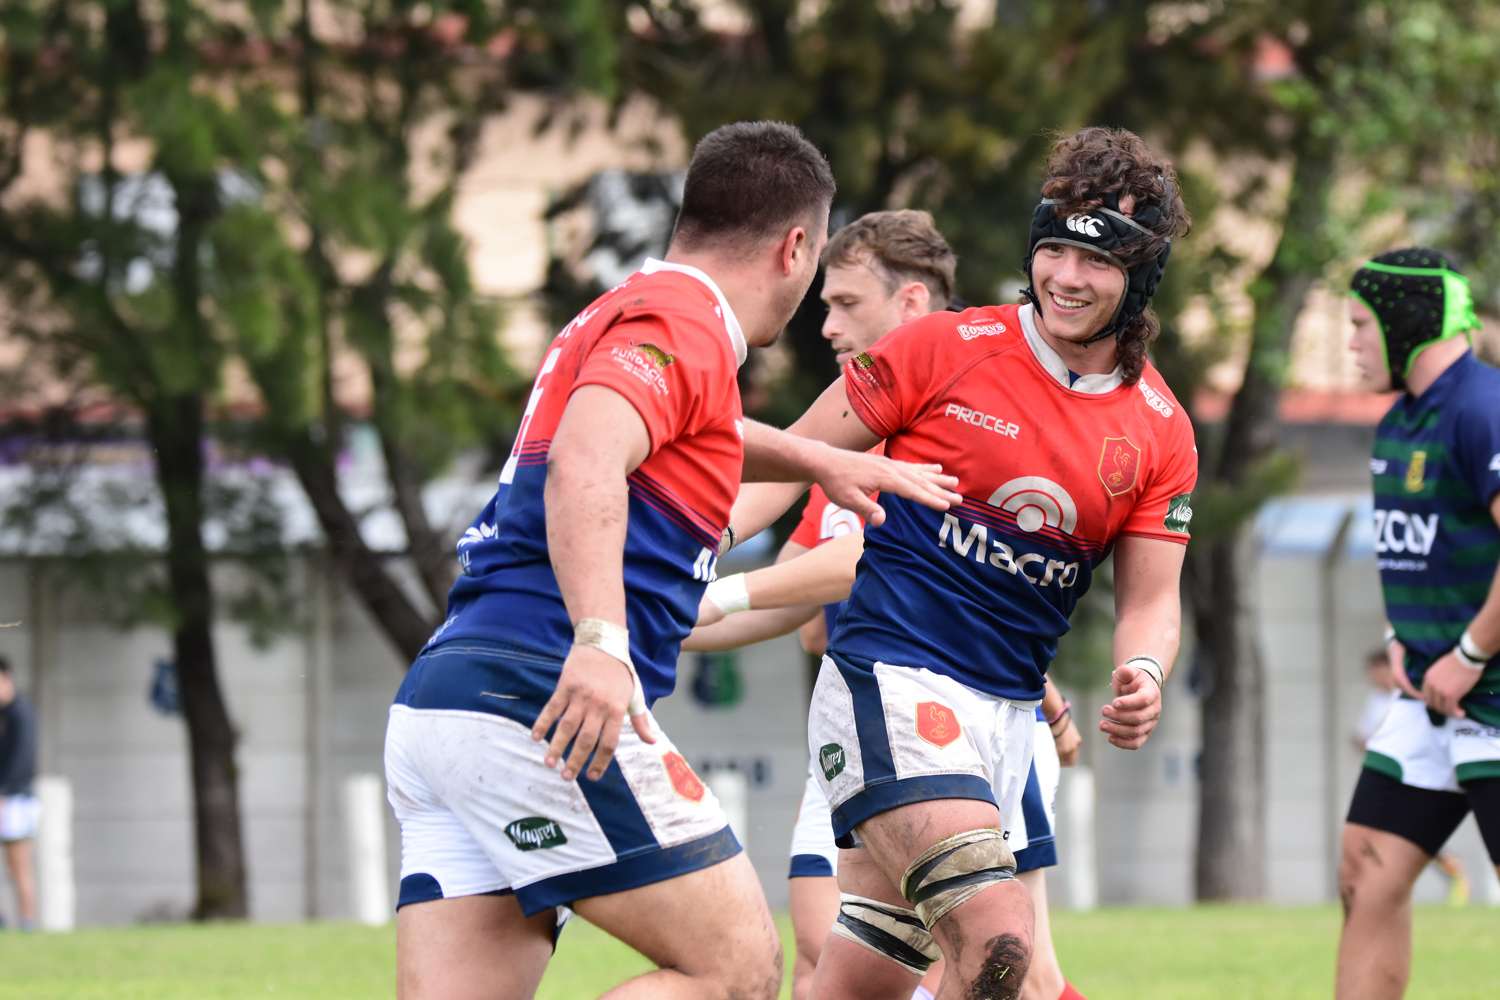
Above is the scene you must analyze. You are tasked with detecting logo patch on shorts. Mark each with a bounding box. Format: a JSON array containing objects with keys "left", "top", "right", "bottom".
[
  {"left": 916, "top": 701, "right": 961, "bottom": 748},
  {"left": 662, "top": 751, "right": 706, "bottom": 802},
  {"left": 818, "top": 743, "right": 846, "bottom": 781},
  {"left": 505, "top": 816, "right": 567, "bottom": 852}
]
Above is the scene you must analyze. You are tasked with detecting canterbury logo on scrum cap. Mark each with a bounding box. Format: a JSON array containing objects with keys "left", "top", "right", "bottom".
[{"left": 1066, "top": 215, "right": 1105, "bottom": 238}]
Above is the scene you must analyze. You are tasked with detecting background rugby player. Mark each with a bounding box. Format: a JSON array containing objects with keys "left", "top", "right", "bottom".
[
  {"left": 1338, "top": 248, "right": 1500, "bottom": 1000},
  {"left": 729, "top": 127, "right": 1195, "bottom": 1000},
  {"left": 383, "top": 121, "right": 962, "bottom": 1000}
]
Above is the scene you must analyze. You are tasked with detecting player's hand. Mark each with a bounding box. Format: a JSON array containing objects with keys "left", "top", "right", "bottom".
[
  {"left": 1420, "top": 651, "right": 1482, "bottom": 719},
  {"left": 813, "top": 448, "right": 960, "bottom": 527},
  {"left": 532, "top": 645, "right": 656, "bottom": 781},
  {"left": 1052, "top": 715, "right": 1082, "bottom": 766},
  {"left": 1099, "top": 663, "right": 1162, "bottom": 749},
  {"left": 696, "top": 593, "right": 727, "bottom": 627}
]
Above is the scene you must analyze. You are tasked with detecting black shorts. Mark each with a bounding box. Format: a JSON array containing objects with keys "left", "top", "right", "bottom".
[{"left": 1346, "top": 768, "right": 1500, "bottom": 862}]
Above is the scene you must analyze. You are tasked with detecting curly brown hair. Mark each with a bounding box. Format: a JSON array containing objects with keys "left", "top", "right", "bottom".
[{"left": 1039, "top": 127, "right": 1192, "bottom": 384}]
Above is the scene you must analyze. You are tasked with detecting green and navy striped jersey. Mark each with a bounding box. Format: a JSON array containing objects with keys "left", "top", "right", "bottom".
[{"left": 1373, "top": 352, "right": 1500, "bottom": 725}]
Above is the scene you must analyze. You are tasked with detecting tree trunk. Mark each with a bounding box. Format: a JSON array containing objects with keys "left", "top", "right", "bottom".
[
  {"left": 1192, "top": 126, "right": 1337, "bottom": 900},
  {"left": 379, "top": 426, "right": 456, "bottom": 613},
  {"left": 149, "top": 394, "right": 247, "bottom": 919},
  {"left": 284, "top": 432, "right": 436, "bottom": 663}
]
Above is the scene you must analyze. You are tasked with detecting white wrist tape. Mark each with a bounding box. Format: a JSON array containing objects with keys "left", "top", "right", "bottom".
[
  {"left": 1454, "top": 630, "right": 1491, "bottom": 672},
  {"left": 1125, "top": 655, "right": 1165, "bottom": 691},
  {"left": 704, "top": 573, "right": 752, "bottom": 615},
  {"left": 573, "top": 618, "right": 647, "bottom": 717},
  {"left": 1383, "top": 625, "right": 1398, "bottom": 648}
]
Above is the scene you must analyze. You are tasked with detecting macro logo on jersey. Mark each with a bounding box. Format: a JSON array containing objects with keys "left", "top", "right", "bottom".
[
  {"left": 989, "top": 477, "right": 1078, "bottom": 535},
  {"left": 1165, "top": 493, "right": 1194, "bottom": 534},
  {"left": 1098, "top": 437, "right": 1141, "bottom": 497},
  {"left": 958, "top": 322, "right": 1005, "bottom": 340},
  {"left": 818, "top": 743, "right": 846, "bottom": 781},
  {"left": 916, "top": 701, "right": 961, "bottom": 748},
  {"left": 1405, "top": 451, "right": 1427, "bottom": 492},
  {"left": 505, "top": 816, "right": 568, "bottom": 852},
  {"left": 662, "top": 751, "right": 706, "bottom": 802},
  {"left": 1138, "top": 380, "right": 1175, "bottom": 418},
  {"left": 1066, "top": 214, "right": 1104, "bottom": 238}
]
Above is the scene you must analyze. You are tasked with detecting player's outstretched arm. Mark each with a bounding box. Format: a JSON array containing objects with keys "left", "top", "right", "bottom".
[
  {"left": 702, "top": 531, "right": 865, "bottom": 628},
  {"left": 682, "top": 605, "right": 822, "bottom": 651},
  {"left": 1101, "top": 535, "right": 1186, "bottom": 749},
  {"left": 735, "top": 378, "right": 961, "bottom": 537},
  {"left": 532, "top": 385, "right": 656, "bottom": 782},
  {"left": 1420, "top": 491, "right": 1500, "bottom": 717}
]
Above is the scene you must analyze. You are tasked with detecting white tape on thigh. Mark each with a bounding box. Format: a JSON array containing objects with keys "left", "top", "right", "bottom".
[
  {"left": 901, "top": 829, "right": 1016, "bottom": 929},
  {"left": 830, "top": 893, "right": 941, "bottom": 975}
]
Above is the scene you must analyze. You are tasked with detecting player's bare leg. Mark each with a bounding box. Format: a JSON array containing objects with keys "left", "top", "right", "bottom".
[
  {"left": 813, "top": 799, "right": 1034, "bottom": 1000},
  {"left": 1336, "top": 822, "right": 1431, "bottom": 1000},
  {"left": 4, "top": 838, "right": 36, "bottom": 927},
  {"left": 790, "top": 874, "right": 841, "bottom": 1000},
  {"left": 577, "top": 852, "right": 782, "bottom": 1000},
  {"left": 1017, "top": 868, "right": 1063, "bottom": 1000},
  {"left": 398, "top": 893, "right": 555, "bottom": 1000}
]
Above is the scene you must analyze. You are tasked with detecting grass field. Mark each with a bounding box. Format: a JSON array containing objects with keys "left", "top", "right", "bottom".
[{"left": 0, "top": 906, "right": 1494, "bottom": 998}]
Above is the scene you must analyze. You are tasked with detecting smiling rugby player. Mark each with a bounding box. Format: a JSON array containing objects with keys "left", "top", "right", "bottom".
[{"left": 730, "top": 126, "right": 1196, "bottom": 1000}]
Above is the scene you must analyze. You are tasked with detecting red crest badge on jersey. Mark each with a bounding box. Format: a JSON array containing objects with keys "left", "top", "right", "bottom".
[
  {"left": 1098, "top": 436, "right": 1141, "bottom": 497},
  {"left": 916, "top": 702, "right": 961, "bottom": 748},
  {"left": 662, "top": 751, "right": 706, "bottom": 802}
]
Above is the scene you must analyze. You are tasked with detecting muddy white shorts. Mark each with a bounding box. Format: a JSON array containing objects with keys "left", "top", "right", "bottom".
[
  {"left": 788, "top": 760, "right": 839, "bottom": 878},
  {"left": 1364, "top": 697, "right": 1500, "bottom": 790},
  {"left": 809, "top": 652, "right": 1039, "bottom": 849},
  {"left": 385, "top": 639, "right": 739, "bottom": 917}
]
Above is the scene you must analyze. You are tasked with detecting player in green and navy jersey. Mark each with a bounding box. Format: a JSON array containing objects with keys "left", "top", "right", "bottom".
[{"left": 1338, "top": 248, "right": 1500, "bottom": 1000}]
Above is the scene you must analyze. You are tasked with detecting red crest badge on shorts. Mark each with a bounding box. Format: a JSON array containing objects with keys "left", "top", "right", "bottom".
[
  {"left": 662, "top": 751, "right": 706, "bottom": 803},
  {"left": 916, "top": 702, "right": 961, "bottom": 748},
  {"left": 1098, "top": 436, "right": 1141, "bottom": 497}
]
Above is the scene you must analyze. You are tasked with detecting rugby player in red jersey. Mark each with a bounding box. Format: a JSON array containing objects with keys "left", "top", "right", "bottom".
[
  {"left": 729, "top": 127, "right": 1196, "bottom": 1000},
  {"left": 688, "top": 211, "right": 1087, "bottom": 1000},
  {"left": 383, "top": 121, "right": 962, "bottom": 1000}
]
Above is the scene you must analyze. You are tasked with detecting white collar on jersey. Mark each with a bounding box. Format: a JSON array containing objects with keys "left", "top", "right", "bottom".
[
  {"left": 640, "top": 258, "right": 748, "bottom": 367},
  {"left": 1018, "top": 303, "right": 1124, "bottom": 394}
]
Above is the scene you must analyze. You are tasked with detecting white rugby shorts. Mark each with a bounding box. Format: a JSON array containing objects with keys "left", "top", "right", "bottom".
[
  {"left": 0, "top": 794, "right": 39, "bottom": 842},
  {"left": 809, "top": 652, "right": 1039, "bottom": 849},
  {"left": 1364, "top": 697, "right": 1500, "bottom": 791},
  {"left": 385, "top": 640, "right": 739, "bottom": 916}
]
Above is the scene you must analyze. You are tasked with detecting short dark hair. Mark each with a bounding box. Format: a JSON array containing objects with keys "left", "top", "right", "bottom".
[
  {"left": 672, "top": 121, "right": 836, "bottom": 252},
  {"left": 1040, "top": 127, "right": 1191, "bottom": 384},
  {"left": 0, "top": 654, "right": 11, "bottom": 676},
  {"left": 822, "top": 210, "right": 957, "bottom": 304}
]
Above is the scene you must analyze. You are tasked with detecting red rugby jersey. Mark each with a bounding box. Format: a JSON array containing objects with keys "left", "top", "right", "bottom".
[
  {"left": 434, "top": 260, "right": 746, "bottom": 702},
  {"left": 830, "top": 302, "right": 1197, "bottom": 700}
]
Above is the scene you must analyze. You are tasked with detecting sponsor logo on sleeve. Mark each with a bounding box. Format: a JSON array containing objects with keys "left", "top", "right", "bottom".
[
  {"left": 1489, "top": 452, "right": 1500, "bottom": 473},
  {"left": 957, "top": 321, "right": 1005, "bottom": 340},
  {"left": 853, "top": 351, "right": 875, "bottom": 369},
  {"left": 1137, "top": 380, "right": 1174, "bottom": 418},
  {"left": 631, "top": 342, "right": 676, "bottom": 368},
  {"left": 1164, "top": 493, "right": 1193, "bottom": 534},
  {"left": 1098, "top": 437, "right": 1141, "bottom": 496},
  {"left": 505, "top": 816, "right": 568, "bottom": 851},
  {"left": 818, "top": 743, "right": 846, "bottom": 781},
  {"left": 662, "top": 751, "right": 706, "bottom": 802},
  {"left": 916, "top": 702, "right": 961, "bottom": 748},
  {"left": 1404, "top": 451, "right": 1427, "bottom": 493},
  {"left": 610, "top": 341, "right": 678, "bottom": 396},
  {"left": 1371, "top": 458, "right": 1388, "bottom": 475}
]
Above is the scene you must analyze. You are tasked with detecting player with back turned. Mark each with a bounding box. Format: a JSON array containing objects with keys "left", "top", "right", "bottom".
[
  {"left": 730, "top": 127, "right": 1196, "bottom": 1000},
  {"left": 382, "top": 121, "right": 962, "bottom": 1000},
  {"left": 1338, "top": 248, "right": 1500, "bottom": 1000}
]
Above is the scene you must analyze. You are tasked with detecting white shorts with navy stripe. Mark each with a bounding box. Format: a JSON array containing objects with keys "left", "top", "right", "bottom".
[
  {"left": 385, "top": 639, "right": 740, "bottom": 916},
  {"left": 810, "top": 652, "right": 1039, "bottom": 850},
  {"left": 790, "top": 712, "right": 1058, "bottom": 876}
]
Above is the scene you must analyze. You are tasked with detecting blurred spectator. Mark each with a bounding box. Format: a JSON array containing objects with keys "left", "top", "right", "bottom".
[{"left": 0, "top": 655, "right": 38, "bottom": 930}]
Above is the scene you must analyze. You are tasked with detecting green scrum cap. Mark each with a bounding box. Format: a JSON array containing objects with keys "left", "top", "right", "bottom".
[{"left": 1349, "top": 247, "right": 1480, "bottom": 392}]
